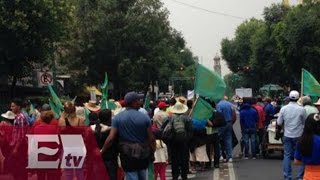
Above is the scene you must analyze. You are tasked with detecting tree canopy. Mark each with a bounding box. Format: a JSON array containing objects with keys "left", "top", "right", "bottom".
[
  {"left": 0, "top": 0, "right": 196, "bottom": 99},
  {"left": 221, "top": 1, "right": 320, "bottom": 93}
]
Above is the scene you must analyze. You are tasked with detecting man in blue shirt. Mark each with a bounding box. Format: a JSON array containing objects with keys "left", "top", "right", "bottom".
[
  {"left": 101, "top": 92, "right": 155, "bottom": 180},
  {"left": 217, "top": 99, "right": 234, "bottom": 163}
]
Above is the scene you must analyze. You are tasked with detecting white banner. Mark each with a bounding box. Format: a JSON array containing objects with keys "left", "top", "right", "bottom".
[{"left": 235, "top": 88, "right": 252, "bottom": 98}]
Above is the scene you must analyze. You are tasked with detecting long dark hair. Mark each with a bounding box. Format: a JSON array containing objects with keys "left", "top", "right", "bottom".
[
  {"left": 298, "top": 113, "right": 318, "bottom": 156},
  {"left": 95, "top": 109, "right": 112, "bottom": 135}
]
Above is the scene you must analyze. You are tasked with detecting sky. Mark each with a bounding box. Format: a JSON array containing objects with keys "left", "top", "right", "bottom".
[{"left": 161, "top": 0, "right": 299, "bottom": 76}]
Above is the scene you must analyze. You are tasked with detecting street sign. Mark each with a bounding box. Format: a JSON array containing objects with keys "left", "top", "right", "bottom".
[{"left": 38, "top": 72, "right": 53, "bottom": 87}]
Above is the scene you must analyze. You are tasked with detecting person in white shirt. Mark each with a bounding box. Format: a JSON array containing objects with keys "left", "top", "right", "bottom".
[
  {"left": 277, "top": 90, "right": 307, "bottom": 180},
  {"left": 154, "top": 140, "right": 168, "bottom": 180}
]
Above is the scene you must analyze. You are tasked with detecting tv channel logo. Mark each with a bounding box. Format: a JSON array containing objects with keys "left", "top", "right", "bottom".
[{"left": 27, "top": 134, "right": 87, "bottom": 169}]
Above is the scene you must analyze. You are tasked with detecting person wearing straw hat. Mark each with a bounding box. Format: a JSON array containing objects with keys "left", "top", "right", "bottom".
[
  {"left": 301, "top": 96, "right": 319, "bottom": 116},
  {"left": 84, "top": 100, "right": 101, "bottom": 113},
  {"left": 0, "top": 111, "right": 15, "bottom": 173},
  {"left": 1, "top": 111, "right": 15, "bottom": 125},
  {"left": 314, "top": 98, "right": 320, "bottom": 112},
  {"left": 167, "top": 101, "right": 192, "bottom": 180}
]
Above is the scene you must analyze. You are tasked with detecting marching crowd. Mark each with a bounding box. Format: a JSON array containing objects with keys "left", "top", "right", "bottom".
[{"left": 0, "top": 90, "right": 320, "bottom": 180}]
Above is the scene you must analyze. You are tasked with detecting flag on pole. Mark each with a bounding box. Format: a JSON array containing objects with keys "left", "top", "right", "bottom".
[
  {"left": 192, "top": 97, "right": 215, "bottom": 121},
  {"left": 194, "top": 64, "right": 226, "bottom": 101},
  {"left": 302, "top": 68, "right": 320, "bottom": 96},
  {"left": 49, "top": 99, "right": 61, "bottom": 119},
  {"left": 84, "top": 108, "right": 90, "bottom": 126},
  {"left": 48, "top": 85, "right": 63, "bottom": 118},
  {"left": 147, "top": 163, "right": 154, "bottom": 180},
  {"left": 101, "top": 73, "right": 108, "bottom": 110},
  {"left": 71, "top": 96, "right": 77, "bottom": 104},
  {"left": 100, "top": 73, "right": 117, "bottom": 110},
  {"left": 143, "top": 92, "right": 150, "bottom": 111}
]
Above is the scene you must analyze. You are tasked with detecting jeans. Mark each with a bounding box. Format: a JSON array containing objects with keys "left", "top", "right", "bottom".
[
  {"left": 125, "top": 169, "right": 147, "bottom": 180},
  {"left": 243, "top": 129, "right": 256, "bottom": 157},
  {"left": 219, "top": 122, "right": 233, "bottom": 160},
  {"left": 283, "top": 136, "right": 304, "bottom": 180}
]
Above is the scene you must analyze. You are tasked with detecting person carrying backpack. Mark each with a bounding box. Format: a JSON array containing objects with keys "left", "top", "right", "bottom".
[{"left": 167, "top": 101, "right": 192, "bottom": 180}]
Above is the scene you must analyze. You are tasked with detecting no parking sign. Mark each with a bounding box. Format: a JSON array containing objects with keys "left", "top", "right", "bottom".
[{"left": 38, "top": 71, "right": 53, "bottom": 86}]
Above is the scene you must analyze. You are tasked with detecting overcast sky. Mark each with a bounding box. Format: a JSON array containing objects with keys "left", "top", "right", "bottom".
[{"left": 161, "top": 0, "right": 300, "bottom": 76}]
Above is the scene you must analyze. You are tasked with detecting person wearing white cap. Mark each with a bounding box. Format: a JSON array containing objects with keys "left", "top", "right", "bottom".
[{"left": 277, "top": 90, "right": 307, "bottom": 180}]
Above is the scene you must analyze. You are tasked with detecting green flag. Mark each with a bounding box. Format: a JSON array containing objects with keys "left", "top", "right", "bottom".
[
  {"left": 71, "top": 96, "right": 77, "bottom": 104},
  {"left": 101, "top": 73, "right": 109, "bottom": 110},
  {"left": 48, "top": 85, "right": 63, "bottom": 118},
  {"left": 192, "top": 97, "right": 215, "bottom": 121},
  {"left": 84, "top": 107, "right": 90, "bottom": 126},
  {"left": 143, "top": 93, "right": 150, "bottom": 111},
  {"left": 49, "top": 99, "right": 61, "bottom": 119},
  {"left": 147, "top": 162, "right": 154, "bottom": 180},
  {"left": 101, "top": 73, "right": 108, "bottom": 100},
  {"left": 302, "top": 68, "right": 320, "bottom": 96},
  {"left": 194, "top": 64, "right": 226, "bottom": 101}
]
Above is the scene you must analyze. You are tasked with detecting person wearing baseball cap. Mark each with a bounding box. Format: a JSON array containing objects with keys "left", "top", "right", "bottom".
[
  {"left": 277, "top": 90, "right": 307, "bottom": 180},
  {"left": 153, "top": 102, "right": 169, "bottom": 128},
  {"left": 101, "top": 91, "right": 155, "bottom": 179}
]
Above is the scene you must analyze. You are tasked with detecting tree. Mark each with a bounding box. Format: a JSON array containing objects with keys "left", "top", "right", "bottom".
[
  {"left": 64, "top": 0, "right": 195, "bottom": 98},
  {"left": 0, "top": 0, "right": 74, "bottom": 97},
  {"left": 275, "top": 1, "right": 320, "bottom": 79}
]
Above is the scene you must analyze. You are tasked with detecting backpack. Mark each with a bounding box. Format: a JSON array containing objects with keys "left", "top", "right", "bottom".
[
  {"left": 162, "top": 119, "right": 173, "bottom": 143},
  {"left": 172, "top": 114, "right": 187, "bottom": 142}
]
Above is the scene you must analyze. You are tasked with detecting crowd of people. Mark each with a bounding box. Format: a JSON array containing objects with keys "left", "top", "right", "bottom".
[{"left": 0, "top": 90, "right": 319, "bottom": 180}]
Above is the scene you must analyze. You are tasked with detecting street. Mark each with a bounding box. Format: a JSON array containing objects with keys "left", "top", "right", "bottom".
[{"left": 164, "top": 112, "right": 287, "bottom": 180}]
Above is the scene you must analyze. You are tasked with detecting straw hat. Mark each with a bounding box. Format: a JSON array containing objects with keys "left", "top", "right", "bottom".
[
  {"left": 170, "top": 102, "right": 188, "bottom": 114},
  {"left": 314, "top": 98, "right": 320, "bottom": 106},
  {"left": 112, "top": 101, "right": 123, "bottom": 116},
  {"left": 1, "top": 111, "right": 15, "bottom": 120},
  {"left": 176, "top": 96, "right": 187, "bottom": 105},
  {"left": 84, "top": 100, "right": 101, "bottom": 112}
]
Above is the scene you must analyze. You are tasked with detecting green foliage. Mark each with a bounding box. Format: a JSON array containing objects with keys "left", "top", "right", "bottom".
[
  {"left": 0, "top": 0, "right": 74, "bottom": 78},
  {"left": 64, "top": 0, "right": 195, "bottom": 98},
  {"left": 221, "top": 2, "right": 320, "bottom": 93}
]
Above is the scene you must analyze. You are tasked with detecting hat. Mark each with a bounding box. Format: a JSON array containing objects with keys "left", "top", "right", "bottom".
[
  {"left": 1, "top": 111, "right": 15, "bottom": 120},
  {"left": 84, "top": 100, "right": 101, "bottom": 112},
  {"left": 289, "top": 90, "right": 299, "bottom": 100},
  {"left": 170, "top": 102, "right": 188, "bottom": 114},
  {"left": 124, "top": 91, "right": 144, "bottom": 104},
  {"left": 314, "top": 98, "right": 320, "bottom": 106},
  {"left": 42, "top": 104, "right": 51, "bottom": 111},
  {"left": 176, "top": 96, "right": 187, "bottom": 105},
  {"left": 113, "top": 101, "right": 123, "bottom": 116},
  {"left": 158, "top": 101, "right": 169, "bottom": 109},
  {"left": 119, "top": 100, "right": 126, "bottom": 107}
]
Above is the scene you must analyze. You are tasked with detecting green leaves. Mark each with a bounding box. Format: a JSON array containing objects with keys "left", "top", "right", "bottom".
[{"left": 221, "top": 2, "right": 320, "bottom": 91}]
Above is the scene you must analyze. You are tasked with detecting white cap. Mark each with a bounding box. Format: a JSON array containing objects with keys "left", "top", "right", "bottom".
[{"left": 289, "top": 90, "right": 299, "bottom": 100}]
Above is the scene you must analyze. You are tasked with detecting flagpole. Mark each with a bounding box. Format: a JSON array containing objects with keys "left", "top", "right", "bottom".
[
  {"left": 188, "top": 96, "right": 199, "bottom": 117},
  {"left": 301, "top": 68, "right": 304, "bottom": 96}
]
